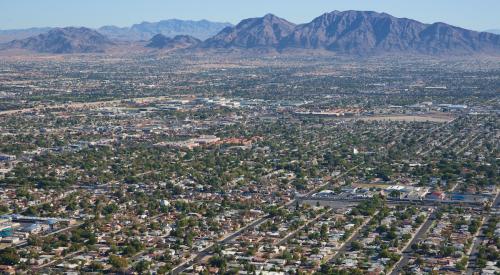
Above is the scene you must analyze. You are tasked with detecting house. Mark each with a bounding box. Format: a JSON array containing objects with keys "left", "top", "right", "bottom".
[
  {"left": 0, "top": 265, "right": 15, "bottom": 275},
  {"left": 0, "top": 154, "right": 15, "bottom": 162},
  {"left": 482, "top": 262, "right": 500, "bottom": 274},
  {"left": 208, "top": 267, "right": 219, "bottom": 273},
  {"left": 21, "top": 223, "right": 43, "bottom": 234},
  {"left": 257, "top": 271, "right": 285, "bottom": 275},
  {"left": 268, "top": 258, "right": 286, "bottom": 266},
  {"left": 0, "top": 237, "right": 20, "bottom": 244},
  {"left": 160, "top": 199, "right": 170, "bottom": 207},
  {"left": 427, "top": 192, "right": 446, "bottom": 200}
]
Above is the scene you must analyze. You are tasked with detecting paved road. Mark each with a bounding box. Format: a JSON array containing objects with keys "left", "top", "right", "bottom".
[
  {"left": 390, "top": 213, "right": 436, "bottom": 275},
  {"left": 171, "top": 166, "right": 360, "bottom": 274},
  {"left": 171, "top": 214, "right": 268, "bottom": 274},
  {"left": 466, "top": 192, "right": 500, "bottom": 274},
  {"left": 0, "top": 95, "right": 173, "bottom": 117},
  {"left": 34, "top": 248, "right": 84, "bottom": 271},
  {"left": 325, "top": 211, "right": 379, "bottom": 264},
  {"left": 169, "top": 118, "right": 477, "bottom": 274},
  {"left": 14, "top": 222, "right": 83, "bottom": 249},
  {"left": 277, "top": 209, "right": 333, "bottom": 246},
  {"left": 466, "top": 220, "right": 488, "bottom": 275},
  {"left": 309, "top": 197, "right": 486, "bottom": 207}
]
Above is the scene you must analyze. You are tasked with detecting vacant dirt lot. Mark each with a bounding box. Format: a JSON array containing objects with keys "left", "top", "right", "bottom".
[{"left": 358, "top": 113, "right": 455, "bottom": 123}]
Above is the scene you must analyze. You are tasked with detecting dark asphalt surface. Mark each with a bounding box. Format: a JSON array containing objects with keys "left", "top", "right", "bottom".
[{"left": 390, "top": 213, "right": 436, "bottom": 275}]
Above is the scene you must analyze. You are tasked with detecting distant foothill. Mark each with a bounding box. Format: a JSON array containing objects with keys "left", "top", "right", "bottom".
[{"left": 1, "top": 10, "right": 500, "bottom": 55}]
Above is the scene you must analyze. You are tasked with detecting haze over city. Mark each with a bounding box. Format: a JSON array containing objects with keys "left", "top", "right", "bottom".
[
  {"left": 1, "top": 0, "right": 499, "bottom": 31},
  {"left": 0, "top": 1, "right": 498, "bottom": 275}
]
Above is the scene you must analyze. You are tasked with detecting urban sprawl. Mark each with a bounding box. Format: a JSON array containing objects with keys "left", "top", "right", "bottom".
[{"left": 0, "top": 54, "right": 498, "bottom": 275}]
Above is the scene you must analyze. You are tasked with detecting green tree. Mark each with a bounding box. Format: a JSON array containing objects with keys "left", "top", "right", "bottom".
[
  {"left": 0, "top": 248, "right": 20, "bottom": 265},
  {"left": 134, "top": 260, "right": 151, "bottom": 274},
  {"left": 109, "top": 254, "right": 129, "bottom": 272}
]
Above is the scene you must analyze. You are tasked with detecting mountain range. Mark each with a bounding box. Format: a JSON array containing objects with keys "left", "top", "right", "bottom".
[
  {"left": 3, "top": 27, "right": 114, "bottom": 54},
  {"left": 1, "top": 11, "right": 500, "bottom": 56},
  {"left": 277, "top": 11, "right": 500, "bottom": 55},
  {"left": 0, "top": 19, "right": 232, "bottom": 43},
  {"left": 146, "top": 34, "right": 201, "bottom": 49},
  {"left": 98, "top": 19, "right": 232, "bottom": 41},
  {"left": 0, "top": 27, "right": 53, "bottom": 43},
  {"left": 201, "top": 14, "right": 296, "bottom": 49}
]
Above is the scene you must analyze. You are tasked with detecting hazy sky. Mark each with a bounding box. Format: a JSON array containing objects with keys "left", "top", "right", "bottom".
[{"left": 1, "top": 0, "right": 499, "bottom": 31}]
